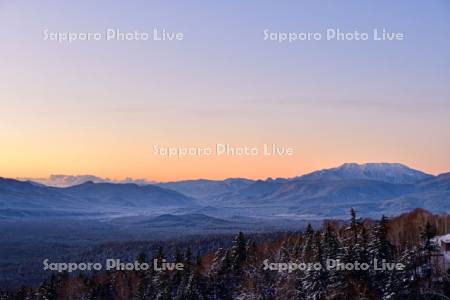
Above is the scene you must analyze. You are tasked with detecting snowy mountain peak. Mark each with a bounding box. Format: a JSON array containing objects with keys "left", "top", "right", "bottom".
[
  {"left": 17, "top": 175, "right": 156, "bottom": 187},
  {"left": 299, "top": 162, "right": 433, "bottom": 184}
]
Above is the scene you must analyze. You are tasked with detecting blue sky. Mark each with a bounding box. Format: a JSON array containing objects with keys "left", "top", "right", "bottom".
[{"left": 0, "top": 0, "right": 449, "bottom": 180}]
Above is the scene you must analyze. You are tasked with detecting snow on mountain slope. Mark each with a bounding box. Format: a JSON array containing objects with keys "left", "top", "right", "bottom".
[
  {"left": 17, "top": 175, "right": 156, "bottom": 187},
  {"left": 298, "top": 163, "right": 433, "bottom": 184}
]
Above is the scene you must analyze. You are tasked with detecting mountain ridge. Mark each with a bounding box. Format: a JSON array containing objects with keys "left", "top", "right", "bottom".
[
  {"left": 0, "top": 178, "right": 196, "bottom": 218},
  {"left": 296, "top": 162, "right": 433, "bottom": 184},
  {"left": 16, "top": 162, "right": 435, "bottom": 188},
  {"left": 3, "top": 163, "right": 448, "bottom": 219}
]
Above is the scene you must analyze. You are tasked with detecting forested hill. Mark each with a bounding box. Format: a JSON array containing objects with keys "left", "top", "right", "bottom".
[{"left": 4, "top": 208, "right": 450, "bottom": 300}]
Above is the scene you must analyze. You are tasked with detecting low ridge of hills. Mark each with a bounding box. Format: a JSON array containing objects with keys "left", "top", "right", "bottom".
[{"left": 0, "top": 179, "right": 195, "bottom": 218}]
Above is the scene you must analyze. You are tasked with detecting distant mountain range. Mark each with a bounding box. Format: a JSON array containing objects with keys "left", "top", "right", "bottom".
[
  {"left": 158, "top": 178, "right": 255, "bottom": 200},
  {"left": 0, "top": 179, "right": 195, "bottom": 218},
  {"left": 3, "top": 162, "right": 450, "bottom": 220},
  {"left": 17, "top": 175, "right": 156, "bottom": 187}
]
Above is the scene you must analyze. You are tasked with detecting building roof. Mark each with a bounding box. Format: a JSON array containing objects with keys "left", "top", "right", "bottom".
[{"left": 433, "top": 234, "right": 450, "bottom": 246}]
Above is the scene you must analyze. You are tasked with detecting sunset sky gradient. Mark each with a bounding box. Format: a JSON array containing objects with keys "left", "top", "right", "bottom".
[{"left": 1, "top": 0, "right": 449, "bottom": 181}]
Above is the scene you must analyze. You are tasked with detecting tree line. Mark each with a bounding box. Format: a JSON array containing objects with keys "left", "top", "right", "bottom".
[{"left": 2, "top": 208, "right": 450, "bottom": 299}]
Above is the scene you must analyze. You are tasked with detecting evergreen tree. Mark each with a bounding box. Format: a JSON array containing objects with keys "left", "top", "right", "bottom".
[
  {"left": 213, "top": 249, "right": 233, "bottom": 299},
  {"left": 191, "top": 255, "right": 208, "bottom": 300},
  {"left": 419, "top": 221, "right": 438, "bottom": 285},
  {"left": 421, "top": 222, "right": 437, "bottom": 261},
  {"left": 37, "top": 274, "right": 58, "bottom": 300},
  {"left": 175, "top": 247, "right": 196, "bottom": 300},
  {"left": 323, "top": 223, "right": 340, "bottom": 260},
  {"left": 184, "top": 247, "right": 193, "bottom": 271},
  {"left": 152, "top": 247, "right": 172, "bottom": 300},
  {"left": 372, "top": 215, "right": 394, "bottom": 261},
  {"left": 13, "top": 286, "right": 33, "bottom": 300},
  {"left": 172, "top": 247, "right": 184, "bottom": 289},
  {"left": 350, "top": 208, "right": 359, "bottom": 244},
  {"left": 246, "top": 240, "right": 258, "bottom": 265},
  {"left": 369, "top": 215, "right": 396, "bottom": 299},
  {"left": 88, "top": 281, "right": 113, "bottom": 300},
  {"left": 302, "top": 224, "right": 315, "bottom": 262},
  {"left": 389, "top": 248, "right": 417, "bottom": 299},
  {"left": 303, "top": 231, "right": 328, "bottom": 300},
  {"left": 322, "top": 223, "right": 349, "bottom": 298},
  {"left": 231, "top": 232, "right": 247, "bottom": 272}
]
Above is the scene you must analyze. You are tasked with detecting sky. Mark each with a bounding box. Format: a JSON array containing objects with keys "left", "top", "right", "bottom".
[{"left": 0, "top": 0, "right": 449, "bottom": 181}]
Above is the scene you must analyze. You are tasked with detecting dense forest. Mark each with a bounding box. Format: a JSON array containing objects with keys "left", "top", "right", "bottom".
[{"left": 2, "top": 208, "right": 450, "bottom": 300}]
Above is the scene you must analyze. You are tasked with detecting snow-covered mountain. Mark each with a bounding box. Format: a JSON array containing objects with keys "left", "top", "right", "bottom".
[
  {"left": 297, "top": 162, "right": 433, "bottom": 184},
  {"left": 193, "top": 163, "right": 445, "bottom": 218},
  {"left": 18, "top": 175, "right": 156, "bottom": 187}
]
